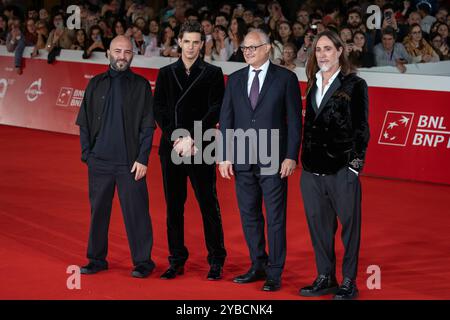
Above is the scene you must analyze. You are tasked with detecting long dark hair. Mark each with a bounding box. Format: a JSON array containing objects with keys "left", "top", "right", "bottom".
[
  {"left": 305, "top": 30, "right": 355, "bottom": 94},
  {"left": 231, "top": 17, "right": 247, "bottom": 44}
]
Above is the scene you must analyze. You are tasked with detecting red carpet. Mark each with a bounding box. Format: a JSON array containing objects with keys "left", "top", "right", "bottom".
[{"left": 0, "top": 125, "right": 449, "bottom": 300}]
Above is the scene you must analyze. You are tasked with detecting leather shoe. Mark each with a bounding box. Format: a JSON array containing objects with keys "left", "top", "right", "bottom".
[
  {"left": 80, "top": 262, "right": 108, "bottom": 275},
  {"left": 262, "top": 279, "right": 281, "bottom": 291},
  {"left": 207, "top": 264, "right": 223, "bottom": 280},
  {"left": 333, "top": 277, "right": 359, "bottom": 300},
  {"left": 160, "top": 265, "right": 184, "bottom": 280},
  {"left": 233, "top": 268, "right": 266, "bottom": 284},
  {"left": 132, "top": 264, "right": 154, "bottom": 278},
  {"left": 299, "top": 274, "right": 339, "bottom": 297}
]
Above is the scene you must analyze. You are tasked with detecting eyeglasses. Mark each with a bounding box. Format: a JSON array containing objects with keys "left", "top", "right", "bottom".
[{"left": 240, "top": 43, "right": 267, "bottom": 53}]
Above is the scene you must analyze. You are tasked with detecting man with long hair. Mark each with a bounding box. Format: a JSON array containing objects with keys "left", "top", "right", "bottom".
[{"left": 299, "top": 31, "right": 370, "bottom": 300}]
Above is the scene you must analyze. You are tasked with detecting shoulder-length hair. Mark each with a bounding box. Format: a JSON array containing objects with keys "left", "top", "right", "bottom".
[{"left": 305, "top": 30, "right": 355, "bottom": 94}]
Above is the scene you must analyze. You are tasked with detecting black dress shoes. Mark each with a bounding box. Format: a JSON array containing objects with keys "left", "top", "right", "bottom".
[
  {"left": 333, "top": 277, "right": 359, "bottom": 300},
  {"left": 160, "top": 265, "right": 184, "bottom": 280},
  {"left": 262, "top": 279, "right": 281, "bottom": 292},
  {"left": 299, "top": 274, "right": 339, "bottom": 297},
  {"left": 132, "top": 264, "right": 154, "bottom": 278},
  {"left": 233, "top": 268, "right": 266, "bottom": 284},
  {"left": 80, "top": 262, "right": 108, "bottom": 275},
  {"left": 207, "top": 264, "right": 223, "bottom": 280}
]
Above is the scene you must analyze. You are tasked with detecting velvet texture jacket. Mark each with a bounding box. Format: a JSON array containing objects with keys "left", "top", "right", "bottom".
[
  {"left": 301, "top": 72, "right": 370, "bottom": 175},
  {"left": 153, "top": 57, "right": 225, "bottom": 156}
]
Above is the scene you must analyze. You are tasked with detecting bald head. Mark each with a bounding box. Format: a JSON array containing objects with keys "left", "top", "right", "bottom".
[
  {"left": 110, "top": 35, "right": 132, "bottom": 51},
  {"left": 108, "top": 35, "right": 134, "bottom": 71}
]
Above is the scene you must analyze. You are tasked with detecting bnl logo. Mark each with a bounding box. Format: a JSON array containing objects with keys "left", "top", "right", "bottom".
[
  {"left": 378, "top": 111, "right": 414, "bottom": 146},
  {"left": 379, "top": 111, "right": 450, "bottom": 148}
]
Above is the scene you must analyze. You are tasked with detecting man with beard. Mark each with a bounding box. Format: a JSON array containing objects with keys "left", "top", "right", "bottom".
[
  {"left": 299, "top": 31, "right": 369, "bottom": 300},
  {"left": 347, "top": 9, "right": 366, "bottom": 34},
  {"left": 76, "top": 35, "right": 156, "bottom": 278}
]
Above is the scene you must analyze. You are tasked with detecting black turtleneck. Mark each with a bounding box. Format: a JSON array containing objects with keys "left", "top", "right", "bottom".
[
  {"left": 91, "top": 67, "right": 128, "bottom": 164},
  {"left": 79, "top": 66, "right": 154, "bottom": 166}
]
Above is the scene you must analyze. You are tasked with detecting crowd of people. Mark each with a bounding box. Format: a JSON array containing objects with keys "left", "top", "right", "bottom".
[{"left": 0, "top": 0, "right": 449, "bottom": 74}]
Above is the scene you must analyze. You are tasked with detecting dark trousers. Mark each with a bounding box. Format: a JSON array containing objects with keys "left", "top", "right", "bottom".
[
  {"left": 234, "top": 165, "right": 287, "bottom": 281},
  {"left": 301, "top": 167, "right": 362, "bottom": 280},
  {"left": 160, "top": 155, "right": 226, "bottom": 267},
  {"left": 86, "top": 157, "right": 154, "bottom": 268}
]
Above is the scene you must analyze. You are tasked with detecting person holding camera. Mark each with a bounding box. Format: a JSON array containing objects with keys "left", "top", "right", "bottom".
[{"left": 297, "top": 28, "right": 315, "bottom": 67}]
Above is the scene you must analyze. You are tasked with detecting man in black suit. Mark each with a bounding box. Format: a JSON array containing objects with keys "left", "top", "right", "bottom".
[
  {"left": 219, "top": 30, "right": 302, "bottom": 291},
  {"left": 299, "top": 31, "right": 370, "bottom": 300},
  {"left": 154, "top": 21, "right": 227, "bottom": 280},
  {"left": 76, "top": 35, "right": 156, "bottom": 278}
]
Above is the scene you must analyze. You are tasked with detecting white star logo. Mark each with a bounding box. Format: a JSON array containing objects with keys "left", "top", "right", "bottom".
[
  {"left": 387, "top": 121, "right": 398, "bottom": 130},
  {"left": 399, "top": 116, "right": 410, "bottom": 126},
  {"left": 383, "top": 132, "right": 389, "bottom": 139}
]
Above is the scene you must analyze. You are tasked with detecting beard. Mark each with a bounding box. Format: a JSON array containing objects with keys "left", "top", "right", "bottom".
[
  {"left": 318, "top": 57, "right": 339, "bottom": 72},
  {"left": 110, "top": 55, "right": 132, "bottom": 71}
]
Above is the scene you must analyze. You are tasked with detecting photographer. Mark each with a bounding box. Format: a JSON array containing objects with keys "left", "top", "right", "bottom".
[{"left": 375, "top": 4, "right": 409, "bottom": 44}]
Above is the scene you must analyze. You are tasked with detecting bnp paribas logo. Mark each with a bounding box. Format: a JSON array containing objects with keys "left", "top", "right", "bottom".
[{"left": 378, "top": 111, "right": 414, "bottom": 147}]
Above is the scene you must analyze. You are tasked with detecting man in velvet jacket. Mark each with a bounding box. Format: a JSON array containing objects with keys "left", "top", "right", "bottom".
[
  {"left": 299, "top": 31, "right": 370, "bottom": 300},
  {"left": 153, "top": 21, "right": 226, "bottom": 281}
]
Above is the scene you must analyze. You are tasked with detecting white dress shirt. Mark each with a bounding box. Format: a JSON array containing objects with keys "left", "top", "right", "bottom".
[
  {"left": 315, "top": 67, "right": 341, "bottom": 108},
  {"left": 247, "top": 59, "right": 270, "bottom": 96}
]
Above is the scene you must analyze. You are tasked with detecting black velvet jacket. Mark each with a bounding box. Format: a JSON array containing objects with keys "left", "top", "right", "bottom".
[
  {"left": 301, "top": 72, "right": 370, "bottom": 174},
  {"left": 153, "top": 57, "right": 225, "bottom": 156}
]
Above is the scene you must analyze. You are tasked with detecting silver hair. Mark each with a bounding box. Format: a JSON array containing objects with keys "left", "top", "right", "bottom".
[{"left": 246, "top": 28, "right": 271, "bottom": 44}]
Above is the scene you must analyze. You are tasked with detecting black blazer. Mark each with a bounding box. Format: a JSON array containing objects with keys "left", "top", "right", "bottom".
[
  {"left": 154, "top": 58, "right": 225, "bottom": 156},
  {"left": 301, "top": 72, "right": 370, "bottom": 175},
  {"left": 76, "top": 68, "right": 155, "bottom": 164},
  {"left": 219, "top": 61, "right": 302, "bottom": 173}
]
